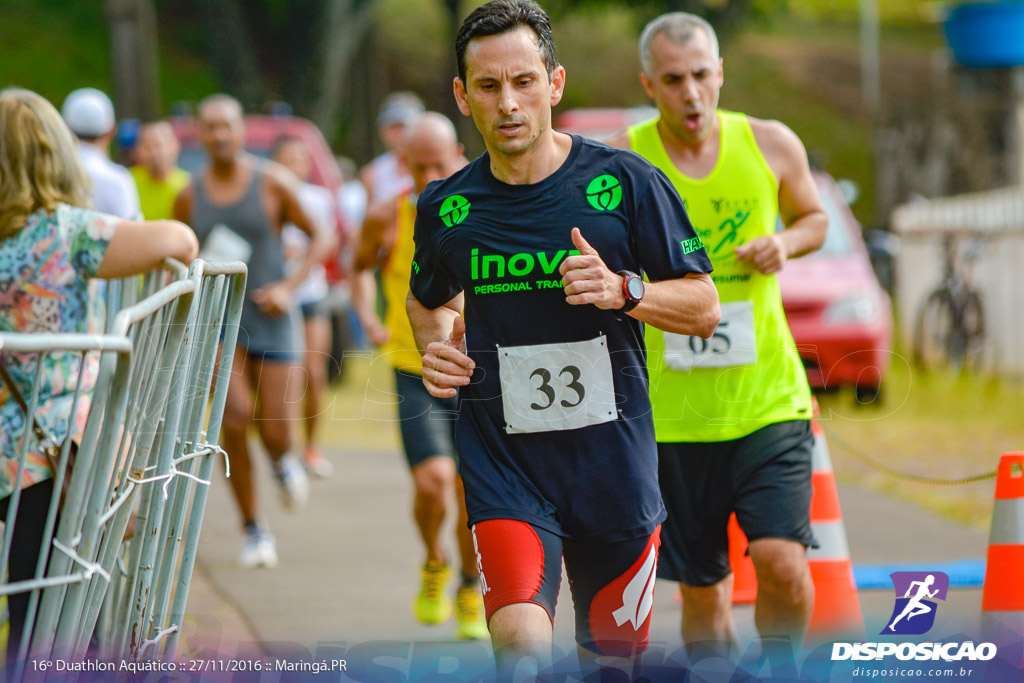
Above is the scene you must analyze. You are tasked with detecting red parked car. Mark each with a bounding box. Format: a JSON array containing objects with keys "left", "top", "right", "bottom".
[{"left": 778, "top": 173, "right": 894, "bottom": 403}]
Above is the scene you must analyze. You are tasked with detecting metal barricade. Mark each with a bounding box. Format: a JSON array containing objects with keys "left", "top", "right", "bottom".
[{"left": 0, "top": 259, "right": 246, "bottom": 677}]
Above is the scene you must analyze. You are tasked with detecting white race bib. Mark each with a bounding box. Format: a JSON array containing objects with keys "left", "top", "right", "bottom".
[
  {"left": 199, "top": 223, "right": 252, "bottom": 264},
  {"left": 498, "top": 335, "right": 617, "bottom": 434},
  {"left": 663, "top": 300, "right": 757, "bottom": 370}
]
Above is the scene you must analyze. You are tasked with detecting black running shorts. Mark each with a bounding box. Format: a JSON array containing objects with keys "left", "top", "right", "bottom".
[
  {"left": 394, "top": 369, "right": 458, "bottom": 469},
  {"left": 656, "top": 419, "right": 817, "bottom": 587}
]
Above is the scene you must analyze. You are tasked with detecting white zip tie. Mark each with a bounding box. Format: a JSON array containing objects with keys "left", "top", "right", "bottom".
[
  {"left": 51, "top": 537, "right": 111, "bottom": 583},
  {"left": 136, "top": 623, "right": 179, "bottom": 660},
  {"left": 124, "top": 442, "right": 224, "bottom": 500},
  {"left": 127, "top": 470, "right": 175, "bottom": 499},
  {"left": 98, "top": 482, "right": 138, "bottom": 527},
  {"left": 192, "top": 442, "right": 229, "bottom": 478}
]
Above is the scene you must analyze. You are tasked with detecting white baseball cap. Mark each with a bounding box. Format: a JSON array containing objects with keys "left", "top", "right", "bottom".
[{"left": 61, "top": 88, "right": 115, "bottom": 137}]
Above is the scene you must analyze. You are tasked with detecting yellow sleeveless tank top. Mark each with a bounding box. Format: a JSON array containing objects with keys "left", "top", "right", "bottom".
[
  {"left": 628, "top": 111, "right": 811, "bottom": 442},
  {"left": 381, "top": 193, "right": 424, "bottom": 373}
]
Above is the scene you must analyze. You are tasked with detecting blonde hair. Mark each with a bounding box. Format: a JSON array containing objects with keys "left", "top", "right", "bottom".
[{"left": 0, "top": 88, "right": 93, "bottom": 240}]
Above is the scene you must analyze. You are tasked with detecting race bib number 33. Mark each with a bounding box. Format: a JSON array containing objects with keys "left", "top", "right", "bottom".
[{"left": 498, "top": 335, "right": 617, "bottom": 435}]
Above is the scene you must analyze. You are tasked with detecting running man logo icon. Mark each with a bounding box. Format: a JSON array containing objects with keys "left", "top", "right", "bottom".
[
  {"left": 882, "top": 571, "right": 950, "bottom": 635},
  {"left": 586, "top": 175, "right": 622, "bottom": 212},
  {"left": 440, "top": 195, "right": 471, "bottom": 227}
]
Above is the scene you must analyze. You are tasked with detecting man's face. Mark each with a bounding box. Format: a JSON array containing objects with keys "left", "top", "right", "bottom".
[
  {"left": 275, "top": 140, "right": 312, "bottom": 182},
  {"left": 135, "top": 122, "right": 180, "bottom": 175},
  {"left": 454, "top": 26, "right": 565, "bottom": 159},
  {"left": 641, "top": 30, "right": 723, "bottom": 145},
  {"left": 380, "top": 122, "right": 407, "bottom": 151},
  {"left": 198, "top": 102, "right": 245, "bottom": 164},
  {"left": 403, "top": 135, "right": 463, "bottom": 194}
]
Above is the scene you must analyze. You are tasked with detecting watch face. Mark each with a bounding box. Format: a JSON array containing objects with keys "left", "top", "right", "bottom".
[{"left": 626, "top": 276, "right": 644, "bottom": 300}]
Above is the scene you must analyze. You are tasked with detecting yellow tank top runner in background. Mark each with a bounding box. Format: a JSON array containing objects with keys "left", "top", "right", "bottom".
[
  {"left": 628, "top": 111, "right": 811, "bottom": 442},
  {"left": 381, "top": 193, "right": 425, "bottom": 374}
]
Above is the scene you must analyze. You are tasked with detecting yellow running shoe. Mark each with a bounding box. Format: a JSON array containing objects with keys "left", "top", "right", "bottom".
[
  {"left": 454, "top": 584, "right": 490, "bottom": 641},
  {"left": 413, "top": 561, "right": 452, "bottom": 624}
]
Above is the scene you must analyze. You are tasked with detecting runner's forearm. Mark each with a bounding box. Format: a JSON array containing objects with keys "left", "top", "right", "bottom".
[
  {"left": 778, "top": 210, "right": 827, "bottom": 260},
  {"left": 407, "top": 292, "right": 464, "bottom": 356},
  {"left": 283, "top": 228, "right": 331, "bottom": 290},
  {"left": 629, "top": 273, "right": 720, "bottom": 337},
  {"left": 350, "top": 270, "right": 382, "bottom": 332}
]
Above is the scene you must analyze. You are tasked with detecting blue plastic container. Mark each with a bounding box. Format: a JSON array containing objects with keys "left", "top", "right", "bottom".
[{"left": 944, "top": 1, "right": 1024, "bottom": 67}]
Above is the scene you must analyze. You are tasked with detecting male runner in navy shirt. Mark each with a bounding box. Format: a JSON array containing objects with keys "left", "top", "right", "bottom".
[{"left": 407, "top": 0, "right": 720, "bottom": 674}]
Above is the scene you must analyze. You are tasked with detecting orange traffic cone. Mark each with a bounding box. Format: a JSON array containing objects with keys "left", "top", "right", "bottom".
[
  {"left": 805, "top": 400, "right": 864, "bottom": 642},
  {"left": 981, "top": 452, "right": 1024, "bottom": 639},
  {"left": 729, "top": 513, "right": 757, "bottom": 604}
]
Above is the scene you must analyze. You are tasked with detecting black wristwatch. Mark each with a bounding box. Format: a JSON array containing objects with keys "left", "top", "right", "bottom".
[{"left": 617, "top": 270, "right": 645, "bottom": 312}]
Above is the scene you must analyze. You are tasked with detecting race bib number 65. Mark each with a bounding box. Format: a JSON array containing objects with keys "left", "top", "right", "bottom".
[
  {"left": 663, "top": 300, "right": 758, "bottom": 370},
  {"left": 498, "top": 335, "right": 618, "bottom": 434}
]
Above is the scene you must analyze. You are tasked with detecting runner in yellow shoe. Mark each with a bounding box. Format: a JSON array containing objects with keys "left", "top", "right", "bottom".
[
  {"left": 351, "top": 111, "right": 487, "bottom": 640},
  {"left": 608, "top": 11, "right": 828, "bottom": 658}
]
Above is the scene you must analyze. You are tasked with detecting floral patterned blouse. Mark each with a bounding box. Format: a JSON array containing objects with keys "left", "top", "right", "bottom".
[{"left": 0, "top": 204, "right": 115, "bottom": 499}]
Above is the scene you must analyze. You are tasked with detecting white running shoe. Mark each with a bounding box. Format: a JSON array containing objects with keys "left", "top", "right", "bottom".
[
  {"left": 240, "top": 526, "right": 278, "bottom": 569},
  {"left": 303, "top": 446, "right": 334, "bottom": 479},
  {"left": 274, "top": 454, "right": 309, "bottom": 510}
]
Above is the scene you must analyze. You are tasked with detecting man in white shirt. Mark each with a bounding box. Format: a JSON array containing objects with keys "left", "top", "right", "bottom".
[
  {"left": 273, "top": 135, "right": 339, "bottom": 479},
  {"left": 61, "top": 88, "right": 141, "bottom": 220}
]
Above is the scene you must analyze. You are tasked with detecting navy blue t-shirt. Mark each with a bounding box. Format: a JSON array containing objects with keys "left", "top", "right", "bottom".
[{"left": 410, "top": 135, "right": 712, "bottom": 542}]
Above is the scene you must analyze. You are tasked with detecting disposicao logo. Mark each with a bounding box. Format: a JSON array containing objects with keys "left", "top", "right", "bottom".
[
  {"left": 883, "top": 571, "right": 949, "bottom": 635},
  {"left": 586, "top": 175, "right": 622, "bottom": 211},
  {"left": 831, "top": 570, "right": 997, "bottom": 663},
  {"left": 440, "top": 195, "right": 470, "bottom": 227}
]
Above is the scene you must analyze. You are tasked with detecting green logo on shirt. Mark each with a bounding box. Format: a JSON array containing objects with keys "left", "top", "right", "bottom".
[
  {"left": 586, "top": 175, "right": 622, "bottom": 211},
  {"left": 681, "top": 236, "right": 704, "bottom": 254},
  {"left": 440, "top": 195, "right": 471, "bottom": 227}
]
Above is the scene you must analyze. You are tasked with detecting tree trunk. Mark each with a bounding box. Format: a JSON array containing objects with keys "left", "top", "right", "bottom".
[
  {"left": 311, "top": 0, "right": 376, "bottom": 143},
  {"left": 105, "top": 0, "right": 160, "bottom": 119},
  {"left": 196, "top": 0, "right": 265, "bottom": 111},
  {"left": 441, "top": 0, "right": 482, "bottom": 158}
]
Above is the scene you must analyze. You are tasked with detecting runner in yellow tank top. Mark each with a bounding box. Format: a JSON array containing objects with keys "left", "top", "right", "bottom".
[
  {"left": 350, "top": 112, "right": 488, "bottom": 641},
  {"left": 608, "top": 12, "right": 828, "bottom": 658}
]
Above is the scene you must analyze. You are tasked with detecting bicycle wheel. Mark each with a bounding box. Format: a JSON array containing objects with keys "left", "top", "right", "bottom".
[
  {"left": 914, "top": 289, "right": 954, "bottom": 369},
  {"left": 962, "top": 289, "right": 986, "bottom": 371}
]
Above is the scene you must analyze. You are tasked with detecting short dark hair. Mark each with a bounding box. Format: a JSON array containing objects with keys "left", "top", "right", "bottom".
[{"left": 455, "top": 0, "right": 558, "bottom": 84}]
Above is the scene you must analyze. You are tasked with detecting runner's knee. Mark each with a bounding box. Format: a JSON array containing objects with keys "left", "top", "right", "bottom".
[
  {"left": 412, "top": 457, "right": 455, "bottom": 500},
  {"left": 222, "top": 398, "right": 252, "bottom": 435},
  {"left": 258, "top": 421, "right": 292, "bottom": 456},
  {"left": 681, "top": 578, "right": 733, "bottom": 619},
  {"left": 750, "top": 539, "right": 809, "bottom": 596}
]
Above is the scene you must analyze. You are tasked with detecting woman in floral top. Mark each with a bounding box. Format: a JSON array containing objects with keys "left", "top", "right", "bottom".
[{"left": 0, "top": 88, "right": 198, "bottom": 656}]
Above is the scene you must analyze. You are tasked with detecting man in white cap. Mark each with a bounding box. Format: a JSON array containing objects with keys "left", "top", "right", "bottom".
[
  {"left": 61, "top": 87, "right": 141, "bottom": 219},
  {"left": 359, "top": 91, "right": 424, "bottom": 206}
]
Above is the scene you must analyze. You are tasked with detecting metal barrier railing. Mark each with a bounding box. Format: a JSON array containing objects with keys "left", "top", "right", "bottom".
[{"left": 0, "top": 259, "right": 246, "bottom": 677}]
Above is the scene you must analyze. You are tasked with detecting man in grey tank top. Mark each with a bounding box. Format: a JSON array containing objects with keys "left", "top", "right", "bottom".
[{"left": 173, "top": 94, "right": 331, "bottom": 569}]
